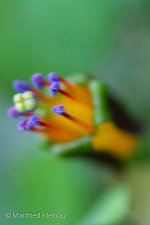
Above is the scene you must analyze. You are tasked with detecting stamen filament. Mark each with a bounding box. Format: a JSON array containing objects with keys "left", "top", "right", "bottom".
[
  {"left": 58, "top": 89, "right": 76, "bottom": 100},
  {"left": 58, "top": 76, "right": 91, "bottom": 103},
  {"left": 30, "top": 126, "right": 77, "bottom": 143},
  {"left": 24, "top": 112, "right": 60, "bottom": 131},
  {"left": 25, "top": 112, "right": 78, "bottom": 136},
  {"left": 39, "top": 121, "right": 61, "bottom": 132},
  {"left": 30, "top": 88, "right": 56, "bottom": 105},
  {"left": 44, "top": 80, "right": 50, "bottom": 87},
  {"left": 58, "top": 76, "right": 74, "bottom": 88},
  {"left": 30, "top": 127, "right": 54, "bottom": 139},
  {"left": 58, "top": 89, "right": 91, "bottom": 108},
  {"left": 62, "top": 112, "right": 93, "bottom": 132}
]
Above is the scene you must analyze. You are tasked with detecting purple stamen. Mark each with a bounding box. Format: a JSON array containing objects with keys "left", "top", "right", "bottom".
[
  {"left": 49, "top": 82, "right": 60, "bottom": 96},
  {"left": 17, "top": 119, "right": 27, "bottom": 131},
  {"left": 7, "top": 106, "right": 23, "bottom": 118},
  {"left": 25, "top": 115, "right": 40, "bottom": 130},
  {"left": 31, "top": 73, "right": 44, "bottom": 89},
  {"left": 51, "top": 104, "right": 65, "bottom": 115},
  {"left": 13, "top": 80, "right": 31, "bottom": 92},
  {"left": 47, "top": 72, "right": 59, "bottom": 82}
]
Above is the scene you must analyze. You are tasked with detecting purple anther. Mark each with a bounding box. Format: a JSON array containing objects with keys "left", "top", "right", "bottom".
[
  {"left": 51, "top": 104, "right": 65, "bottom": 115},
  {"left": 49, "top": 82, "right": 60, "bottom": 96},
  {"left": 17, "top": 119, "right": 27, "bottom": 131},
  {"left": 31, "top": 73, "right": 44, "bottom": 89},
  {"left": 25, "top": 115, "right": 40, "bottom": 130},
  {"left": 7, "top": 106, "right": 23, "bottom": 118},
  {"left": 13, "top": 80, "right": 31, "bottom": 92},
  {"left": 47, "top": 72, "right": 59, "bottom": 82}
]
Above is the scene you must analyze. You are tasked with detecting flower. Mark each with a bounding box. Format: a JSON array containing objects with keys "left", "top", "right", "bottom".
[
  {"left": 13, "top": 80, "right": 31, "bottom": 92},
  {"left": 13, "top": 91, "right": 37, "bottom": 112},
  {"left": 49, "top": 82, "right": 60, "bottom": 96},
  {"left": 17, "top": 119, "right": 28, "bottom": 131},
  {"left": 25, "top": 115, "right": 40, "bottom": 130},
  {"left": 31, "top": 73, "right": 44, "bottom": 89},
  {"left": 47, "top": 72, "right": 60, "bottom": 82},
  {"left": 8, "top": 72, "right": 139, "bottom": 159},
  {"left": 7, "top": 106, "right": 23, "bottom": 118},
  {"left": 51, "top": 104, "right": 65, "bottom": 115}
]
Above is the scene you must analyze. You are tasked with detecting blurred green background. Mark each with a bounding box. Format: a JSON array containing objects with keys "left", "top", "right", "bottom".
[{"left": 0, "top": 0, "right": 150, "bottom": 224}]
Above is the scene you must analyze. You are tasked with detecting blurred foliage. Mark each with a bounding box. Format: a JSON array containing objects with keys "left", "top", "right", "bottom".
[
  {"left": 79, "top": 184, "right": 131, "bottom": 225},
  {"left": 1, "top": 0, "right": 150, "bottom": 224},
  {"left": 0, "top": 0, "right": 150, "bottom": 124},
  {"left": 0, "top": 153, "right": 115, "bottom": 225}
]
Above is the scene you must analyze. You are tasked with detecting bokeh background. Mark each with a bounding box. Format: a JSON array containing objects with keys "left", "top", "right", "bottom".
[{"left": 0, "top": 0, "right": 150, "bottom": 224}]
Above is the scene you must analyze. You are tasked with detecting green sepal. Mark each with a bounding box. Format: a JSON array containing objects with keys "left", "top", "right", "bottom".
[
  {"left": 50, "top": 135, "right": 93, "bottom": 156},
  {"left": 89, "top": 79, "right": 111, "bottom": 126}
]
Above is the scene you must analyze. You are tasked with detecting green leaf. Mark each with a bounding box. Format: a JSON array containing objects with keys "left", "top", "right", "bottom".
[
  {"left": 79, "top": 184, "right": 131, "bottom": 225},
  {"left": 121, "top": 211, "right": 141, "bottom": 225}
]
